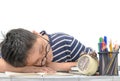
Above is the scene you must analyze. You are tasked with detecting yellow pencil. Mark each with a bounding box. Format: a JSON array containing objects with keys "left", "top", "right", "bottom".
[{"left": 109, "top": 40, "right": 112, "bottom": 58}]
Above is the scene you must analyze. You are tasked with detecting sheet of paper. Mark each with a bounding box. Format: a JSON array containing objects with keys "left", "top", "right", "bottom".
[{"left": 5, "top": 71, "right": 74, "bottom": 76}]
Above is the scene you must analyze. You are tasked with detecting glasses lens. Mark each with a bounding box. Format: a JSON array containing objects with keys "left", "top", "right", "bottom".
[
  {"left": 41, "top": 43, "right": 50, "bottom": 66},
  {"left": 46, "top": 43, "right": 50, "bottom": 53}
]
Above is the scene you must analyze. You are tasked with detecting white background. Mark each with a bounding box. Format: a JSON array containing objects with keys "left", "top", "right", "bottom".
[{"left": 0, "top": 0, "right": 120, "bottom": 64}]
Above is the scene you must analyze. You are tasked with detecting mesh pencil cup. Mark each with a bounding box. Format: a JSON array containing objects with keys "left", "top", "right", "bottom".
[{"left": 98, "top": 51, "right": 119, "bottom": 75}]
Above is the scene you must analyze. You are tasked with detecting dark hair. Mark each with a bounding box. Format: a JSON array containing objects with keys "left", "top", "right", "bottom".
[{"left": 1, "top": 28, "right": 37, "bottom": 67}]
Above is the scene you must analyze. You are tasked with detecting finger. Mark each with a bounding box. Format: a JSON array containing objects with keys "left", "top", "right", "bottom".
[{"left": 42, "top": 67, "right": 56, "bottom": 73}]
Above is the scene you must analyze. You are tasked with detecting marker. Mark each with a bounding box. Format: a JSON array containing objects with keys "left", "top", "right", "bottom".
[
  {"left": 99, "top": 37, "right": 103, "bottom": 43},
  {"left": 104, "top": 36, "right": 107, "bottom": 45},
  {"left": 102, "top": 41, "right": 106, "bottom": 51},
  {"left": 98, "top": 43, "right": 102, "bottom": 52}
]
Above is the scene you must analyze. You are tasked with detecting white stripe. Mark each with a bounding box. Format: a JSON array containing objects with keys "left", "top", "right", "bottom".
[
  {"left": 84, "top": 47, "right": 86, "bottom": 52},
  {"left": 55, "top": 55, "right": 69, "bottom": 62},
  {"left": 51, "top": 34, "right": 57, "bottom": 38},
  {"left": 87, "top": 49, "right": 91, "bottom": 54},
  {"left": 52, "top": 35, "right": 71, "bottom": 42},
  {"left": 84, "top": 48, "right": 92, "bottom": 54},
  {"left": 53, "top": 44, "right": 69, "bottom": 53},
  {"left": 52, "top": 39, "right": 71, "bottom": 48},
  {"left": 65, "top": 49, "right": 71, "bottom": 54},
  {"left": 66, "top": 58, "right": 71, "bottom": 62},
  {"left": 70, "top": 40, "right": 80, "bottom": 55},
  {"left": 53, "top": 49, "right": 71, "bottom": 58},
  {"left": 53, "top": 50, "right": 67, "bottom": 58},
  {"left": 69, "top": 38, "right": 75, "bottom": 46},
  {"left": 71, "top": 45, "right": 82, "bottom": 60}
]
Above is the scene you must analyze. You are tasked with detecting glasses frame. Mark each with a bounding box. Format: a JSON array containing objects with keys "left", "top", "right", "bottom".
[{"left": 39, "top": 35, "right": 50, "bottom": 66}]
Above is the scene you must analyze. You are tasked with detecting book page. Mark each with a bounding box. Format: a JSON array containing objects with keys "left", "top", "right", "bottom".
[{"left": 5, "top": 71, "right": 74, "bottom": 76}]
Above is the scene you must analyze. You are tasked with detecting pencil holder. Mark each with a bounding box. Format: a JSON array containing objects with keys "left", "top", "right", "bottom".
[{"left": 98, "top": 51, "right": 119, "bottom": 75}]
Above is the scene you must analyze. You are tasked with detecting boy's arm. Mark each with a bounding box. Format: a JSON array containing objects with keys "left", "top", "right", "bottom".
[
  {"left": 0, "top": 58, "right": 55, "bottom": 73},
  {"left": 0, "top": 58, "right": 16, "bottom": 72},
  {"left": 47, "top": 62, "right": 77, "bottom": 72}
]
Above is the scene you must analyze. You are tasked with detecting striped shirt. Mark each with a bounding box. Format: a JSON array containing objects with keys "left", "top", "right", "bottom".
[{"left": 48, "top": 32, "right": 93, "bottom": 62}]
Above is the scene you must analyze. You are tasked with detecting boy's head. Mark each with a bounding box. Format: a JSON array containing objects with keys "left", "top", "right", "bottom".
[{"left": 1, "top": 28, "right": 37, "bottom": 67}]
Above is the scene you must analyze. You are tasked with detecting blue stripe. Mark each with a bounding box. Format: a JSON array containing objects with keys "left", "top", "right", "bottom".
[{"left": 53, "top": 52, "right": 66, "bottom": 62}]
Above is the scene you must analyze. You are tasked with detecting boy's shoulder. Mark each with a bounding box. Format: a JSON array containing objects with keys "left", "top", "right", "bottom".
[{"left": 50, "top": 32, "right": 71, "bottom": 37}]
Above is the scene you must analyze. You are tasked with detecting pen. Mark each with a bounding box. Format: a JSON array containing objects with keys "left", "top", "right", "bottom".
[
  {"left": 109, "top": 40, "right": 113, "bottom": 58},
  {"left": 104, "top": 36, "right": 107, "bottom": 45},
  {"left": 99, "top": 37, "right": 103, "bottom": 43}
]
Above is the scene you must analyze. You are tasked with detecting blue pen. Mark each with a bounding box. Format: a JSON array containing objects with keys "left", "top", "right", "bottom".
[{"left": 104, "top": 36, "right": 107, "bottom": 45}]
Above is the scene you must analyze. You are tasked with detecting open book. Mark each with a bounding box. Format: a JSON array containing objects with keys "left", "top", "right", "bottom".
[{"left": 5, "top": 71, "right": 74, "bottom": 76}]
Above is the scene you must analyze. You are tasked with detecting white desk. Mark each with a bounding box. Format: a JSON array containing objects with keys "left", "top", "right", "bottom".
[{"left": 0, "top": 73, "right": 120, "bottom": 81}]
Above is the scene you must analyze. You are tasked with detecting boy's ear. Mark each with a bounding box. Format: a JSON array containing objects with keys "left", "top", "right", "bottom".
[{"left": 32, "top": 30, "right": 41, "bottom": 36}]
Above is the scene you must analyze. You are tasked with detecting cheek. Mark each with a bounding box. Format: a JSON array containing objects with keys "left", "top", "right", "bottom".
[
  {"left": 32, "top": 54, "right": 43, "bottom": 66},
  {"left": 33, "top": 58, "right": 42, "bottom": 66},
  {"left": 27, "top": 54, "right": 41, "bottom": 66}
]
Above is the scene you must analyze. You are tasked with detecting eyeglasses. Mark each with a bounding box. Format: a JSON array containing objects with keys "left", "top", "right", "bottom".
[{"left": 40, "top": 36, "right": 50, "bottom": 66}]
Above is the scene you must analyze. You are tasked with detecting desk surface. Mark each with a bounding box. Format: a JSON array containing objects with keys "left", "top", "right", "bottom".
[{"left": 0, "top": 73, "right": 120, "bottom": 81}]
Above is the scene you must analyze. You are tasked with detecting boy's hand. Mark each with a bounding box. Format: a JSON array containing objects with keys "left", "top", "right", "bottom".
[
  {"left": 80, "top": 51, "right": 98, "bottom": 61},
  {"left": 89, "top": 51, "right": 98, "bottom": 61}
]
